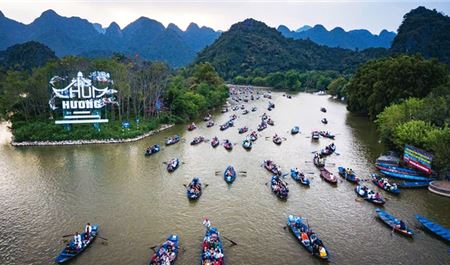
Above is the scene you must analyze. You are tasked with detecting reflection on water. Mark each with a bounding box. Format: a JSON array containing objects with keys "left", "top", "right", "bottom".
[{"left": 0, "top": 92, "right": 449, "bottom": 265}]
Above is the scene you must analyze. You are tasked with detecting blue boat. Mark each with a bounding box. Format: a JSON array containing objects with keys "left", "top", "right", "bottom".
[
  {"left": 380, "top": 170, "right": 431, "bottom": 182},
  {"left": 166, "top": 135, "right": 180, "bottom": 146},
  {"left": 291, "top": 126, "right": 300, "bottom": 135},
  {"left": 149, "top": 234, "right": 179, "bottom": 265},
  {"left": 371, "top": 173, "right": 400, "bottom": 194},
  {"left": 167, "top": 158, "right": 180, "bottom": 173},
  {"left": 290, "top": 168, "right": 310, "bottom": 186},
  {"left": 376, "top": 209, "right": 413, "bottom": 237},
  {"left": 287, "top": 215, "right": 330, "bottom": 260},
  {"left": 337, "top": 167, "right": 360, "bottom": 183},
  {"left": 55, "top": 225, "right": 99, "bottom": 263},
  {"left": 186, "top": 178, "right": 202, "bottom": 200},
  {"left": 355, "top": 185, "right": 385, "bottom": 205},
  {"left": 224, "top": 166, "right": 236, "bottom": 184},
  {"left": 397, "top": 181, "right": 430, "bottom": 189},
  {"left": 145, "top": 144, "right": 160, "bottom": 156},
  {"left": 376, "top": 163, "right": 421, "bottom": 175},
  {"left": 200, "top": 227, "right": 224, "bottom": 265},
  {"left": 416, "top": 215, "right": 450, "bottom": 243}
]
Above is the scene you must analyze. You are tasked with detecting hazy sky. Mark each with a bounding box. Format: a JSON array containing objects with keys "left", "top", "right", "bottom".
[{"left": 1, "top": 1, "right": 449, "bottom": 33}]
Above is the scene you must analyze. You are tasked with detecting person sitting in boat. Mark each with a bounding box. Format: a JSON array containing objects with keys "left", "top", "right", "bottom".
[
  {"left": 84, "top": 223, "right": 92, "bottom": 241},
  {"left": 375, "top": 192, "right": 381, "bottom": 200},
  {"left": 319, "top": 245, "right": 327, "bottom": 258},
  {"left": 397, "top": 220, "right": 407, "bottom": 231},
  {"left": 74, "top": 232, "right": 82, "bottom": 250},
  {"left": 300, "top": 230, "right": 310, "bottom": 246}
]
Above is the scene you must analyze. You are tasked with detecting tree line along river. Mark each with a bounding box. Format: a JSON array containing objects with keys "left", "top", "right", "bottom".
[{"left": 0, "top": 91, "right": 448, "bottom": 265}]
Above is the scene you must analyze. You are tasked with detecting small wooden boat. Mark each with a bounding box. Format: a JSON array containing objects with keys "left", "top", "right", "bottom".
[
  {"left": 242, "top": 139, "right": 252, "bottom": 150},
  {"left": 319, "top": 168, "right": 337, "bottom": 185},
  {"left": 186, "top": 178, "right": 202, "bottom": 200},
  {"left": 166, "top": 135, "right": 180, "bottom": 145},
  {"left": 311, "top": 131, "right": 320, "bottom": 141},
  {"left": 230, "top": 114, "right": 237, "bottom": 120},
  {"left": 290, "top": 168, "right": 310, "bottom": 186},
  {"left": 416, "top": 214, "right": 450, "bottom": 243},
  {"left": 263, "top": 160, "right": 282, "bottom": 176},
  {"left": 355, "top": 185, "right": 385, "bottom": 205},
  {"left": 270, "top": 175, "right": 289, "bottom": 199},
  {"left": 201, "top": 227, "right": 224, "bottom": 264},
  {"left": 145, "top": 144, "right": 160, "bottom": 156},
  {"left": 206, "top": 121, "right": 214, "bottom": 128},
  {"left": 320, "top": 107, "right": 327, "bottom": 113},
  {"left": 55, "top": 225, "right": 99, "bottom": 263},
  {"left": 291, "top": 126, "right": 300, "bottom": 135},
  {"left": 287, "top": 215, "right": 330, "bottom": 260},
  {"left": 321, "top": 118, "right": 328, "bottom": 124},
  {"left": 371, "top": 173, "right": 400, "bottom": 194},
  {"left": 397, "top": 181, "right": 430, "bottom": 189},
  {"left": 167, "top": 158, "right": 180, "bottom": 173},
  {"left": 149, "top": 235, "right": 180, "bottom": 264},
  {"left": 337, "top": 167, "right": 360, "bottom": 183},
  {"left": 320, "top": 143, "right": 336, "bottom": 156},
  {"left": 257, "top": 122, "right": 267, "bottom": 131},
  {"left": 379, "top": 170, "right": 431, "bottom": 182},
  {"left": 211, "top": 137, "right": 220, "bottom": 148},
  {"left": 187, "top": 123, "right": 197, "bottom": 131},
  {"left": 376, "top": 209, "right": 413, "bottom": 237},
  {"left": 249, "top": 131, "right": 258, "bottom": 141},
  {"left": 319, "top": 131, "right": 335, "bottom": 139},
  {"left": 191, "top": 136, "right": 204, "bottom": 145},
  {"left": 238, "top": 127, "right": 248, "bottom": 134},
  {"left": 272, "top": 135, "right": 282, "bottom": 145},
  {"left": 224, "top": 166, "right": 237, "bottom": 184},
  {"left": 313, "top": 155, "right": 325, "bottom": 168},
  {"left": 223, "top": 140, "right": 233, "bottom": 151}
]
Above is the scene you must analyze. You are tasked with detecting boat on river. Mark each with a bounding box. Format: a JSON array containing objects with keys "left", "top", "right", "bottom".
[
  {"left": 55, "top": 225, "right": 99, "bottom": 264},
  {"left": 416, "top": 215, "right": 450, "bottom": 243},
  {"left": 149, "top": 235, "right": 180, "bottom": 264}
]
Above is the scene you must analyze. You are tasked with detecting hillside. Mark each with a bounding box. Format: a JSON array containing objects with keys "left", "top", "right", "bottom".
[
  {"left": 278, "top": 24, "right": 396, "bottom": 50},
  {"left": 0, "top": 41, "right": 57, "bottom": 71},
  {"left": 196, "top": 19, "right": 388, "bottom": 79},
  {"left": 391, "top": 6, "right": 450, "bottom": 66}
]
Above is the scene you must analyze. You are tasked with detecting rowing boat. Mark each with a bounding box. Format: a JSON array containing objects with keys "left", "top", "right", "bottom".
[
  {"left": 416, "top": 215, "right": 450, "bottom": 243},
  {"left": 376, "top": 209, "right": 413, "bottom": 237},
  {"left": 55, "top": 225, "right": 99, "bottom": 263}
]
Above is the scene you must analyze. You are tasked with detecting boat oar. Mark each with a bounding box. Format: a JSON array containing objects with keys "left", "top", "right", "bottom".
[
  {"left": 62, "top": 234, "right": 74, "bottom": 238},
  {"left": 222, "top": 236, "right": 237, "bottom": 246}
]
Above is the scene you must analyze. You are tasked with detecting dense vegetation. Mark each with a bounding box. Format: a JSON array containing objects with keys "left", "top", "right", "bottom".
[
  {"left": 0, "top": 47, "right": 228, "bottom": 141},
  {"left": 0, "top": 41, "right": 57, "bottom": 71},
  {"left": 196, "top": 19, "right": 388, "bottom": 80},
  {"left": 391, "top": 6, "right": 450, "bottom": 66},
  {"left": 346, "top": 55, "right": 448, "bottom": 119}
]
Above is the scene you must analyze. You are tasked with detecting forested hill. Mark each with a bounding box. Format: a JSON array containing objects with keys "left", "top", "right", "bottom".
[
  {"left": 0, "top": 41, "right": 57, "bottom": 71},
  {"left": 195, "top": 19, "right": 388, "bottom": 80},
  {"left": 391, "top": 6, "right": 450, "bottom": 66}
]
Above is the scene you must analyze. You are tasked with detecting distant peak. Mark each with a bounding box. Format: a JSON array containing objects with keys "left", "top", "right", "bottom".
[
  {"left": 187, "top": 22, "right": 200, "bottom": 31},
  {"left": 167, "top": 23, "right": 182, "bottom": 32},
  {"left": 41, "top": 9, "right": 59, "bottom": 18},
  {"left": 0, "top": 10, "right": 4, "bottom": 18},
  {"left": 108, "top": 22, "right": 120, "bottom": 30},
  {"left": 296, "top": 25, "right": 312, "bottom": 32},
  {"left": 277, "top": 25, "right": 291, "bottom": 32},
  {"left": 331, "top": 27, "right": 345, "bottom": 33},
  {"left": 312, "top": 24, "right": 327, "bottom": 31}
]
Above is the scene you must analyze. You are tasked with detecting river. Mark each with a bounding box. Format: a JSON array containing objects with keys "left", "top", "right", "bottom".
[{"left": 0, "top": 92, "right": 449, "bottom": 265}]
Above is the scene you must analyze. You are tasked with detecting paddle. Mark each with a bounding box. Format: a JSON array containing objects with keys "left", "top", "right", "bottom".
[
  {"left": 62, "top": 234, "right": 73, "bottom": 238},
  {"left": 98, "top": 236, "right": 108, "bottom": 241},
  {"left": 222, "top": 235, "right": 238, "bottom": 246}
]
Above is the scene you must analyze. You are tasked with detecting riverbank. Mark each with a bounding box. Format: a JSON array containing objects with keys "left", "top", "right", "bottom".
[{"left": 11, "top": 123, "right": 174, "bottom": 146}]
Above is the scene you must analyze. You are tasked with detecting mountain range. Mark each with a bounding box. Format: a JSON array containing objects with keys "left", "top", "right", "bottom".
[
  {"left": 0, "top": 9, "right": 220, "bottom": 67},
  {"left": 277, "top": 24, "right": 396, "bottom": 50}
]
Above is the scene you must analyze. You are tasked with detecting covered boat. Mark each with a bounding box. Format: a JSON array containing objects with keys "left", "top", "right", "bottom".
[
  {"left": 355, "top": 185, "right": 385, "bottom": 205},
  {"left": 270, "top": 175, "right": 289, "bottom": 199},
  {"left": 319, "top": 168, "right": 337, "bottom": 185},
  {"left": 291, "top": 126, "right": 300, "bottom": 135},
  {"left": 242, "top": 139, "right": 252, "bottom": 150},
  {"left": 166, "top": 135, "right": 180, "bottom": 146},
  {"left": 201, "top": 227, "right": 224, "bottom": 265},
  {"left": 371, "top": 173, "right": 400, "bottom": 194},
  {"left": 376, "top": 209, "right": 413, "bottom": 237},
  {"left": 149, "top": 234, "right": 180, "bottom": 265},
  {"left": 287, "top": 215, "right": 330, "bottom": 260},
  {"left": 167, "top": 158, "right": 180, "bottom": 173},
  {"left": 224, "top": 166, "right": 237, "bottom": 184},
  {"left": 263, "top": 160, "right": 282, "bottom": 176},
  {"left": 337, "top": 167, "right": 359, "bottom": 183},
  {"left": 416, "top": 215, "right": 450, "bottom": 243},
  {"left": 290, "top": 168, "right": 310, "bottom": 186},
  {"left": 55, "top": 225, "right": 99, "bottom": 264},
  {"left": 186, "top": 178, "right": 202, "bottom": 200},
  {"left": 211, "top": 137, "right": 220, "bottom": 148},
  {"left": 145, "top": 144, "right": 161, "bottom": 156}
]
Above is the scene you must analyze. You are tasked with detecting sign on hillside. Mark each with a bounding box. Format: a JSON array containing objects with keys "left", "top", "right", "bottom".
[
  {"left": 403, "top": 144, "right": 433, "bottom": 174},
  {"left": 49, "top": 71, "right": 118, "bottom": 126}
]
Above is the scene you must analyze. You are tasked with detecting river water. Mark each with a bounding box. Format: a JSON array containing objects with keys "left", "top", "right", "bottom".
[{"left": 0, "top": 92, "right": 449, "bottom": 265}]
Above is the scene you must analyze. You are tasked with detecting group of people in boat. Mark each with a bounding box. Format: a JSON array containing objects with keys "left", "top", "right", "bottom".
[
  {"left": 150, "top": 239, "right": 177, "bottom": 265},
  {"left": 271, "top": 176, "right": 288, "bottom": 196},
  {"left": 66, "top": 223, "right": 93, "bottom": 253},
  {"left": 265, "top": 160, "right": 281, "bottom": 175},
  {"left": 375, "top": 176, "right": 398, "bottom": 191},
  {"left": 321, "top": 143, "right": 336, "bottom": 156},
  {"left": 314, "top": 153, "right": 325, "bottom": 167},
  {"left": 188, "top": 178, "right": 202, "bottom": 195},
  {"left": 358, "top": 186, "right": 382, "bottom": 200},
  {"left": 293, "top": 220, "right": 327, "bottom": 258},
  {"left": 201, "top": 231, "right": 224, "bottom": 265}
]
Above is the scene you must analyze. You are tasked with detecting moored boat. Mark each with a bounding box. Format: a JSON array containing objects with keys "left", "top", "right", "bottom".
[
  {"left": 145, "top": 144, "right": 161, "bottom": 156},
  {"left": 149, "top": 234, "right": 180, "bottom": 264},
  {"left": 224, "top": 166, "right": 237, "bottom": 184},
  {"left": 371, "top": 173, "right": 400, "bottom": 194},
  {"left": 355, "top": 185, "right": 385, "bottom": 205},
  {"left": 287, "top": 215, "right": 330, "bottom": 260},
  {"left": 186, "top": 178, "right": 202, "bottom": 200},
  {"left": 55, "top": 225, "right": 99, "bottom": 264},
  {"left": 319, "top": 167, "right": 338, "bottom": 185},
  {"left": 379, "top": 170, "right": 431, "bottom": 182},
  {"left": 375, "top": 209, "right": 413, "bottom": 237},
  {"left": 416, "top": 214, "right": 450, "bottom": 243},
  {"left": 397, "top": 181, "right": 430, "bottom": 189},
  {"left": 337, "top": 167, "right": 360, "bottom": 183},
  {"left": 376, "top": 163, "right": 421, "bottom": 176}
]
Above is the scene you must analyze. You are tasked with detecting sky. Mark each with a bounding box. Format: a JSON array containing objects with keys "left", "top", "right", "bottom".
[{"left": 1, "top": 0, "right": 449, "bottom": 34}]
